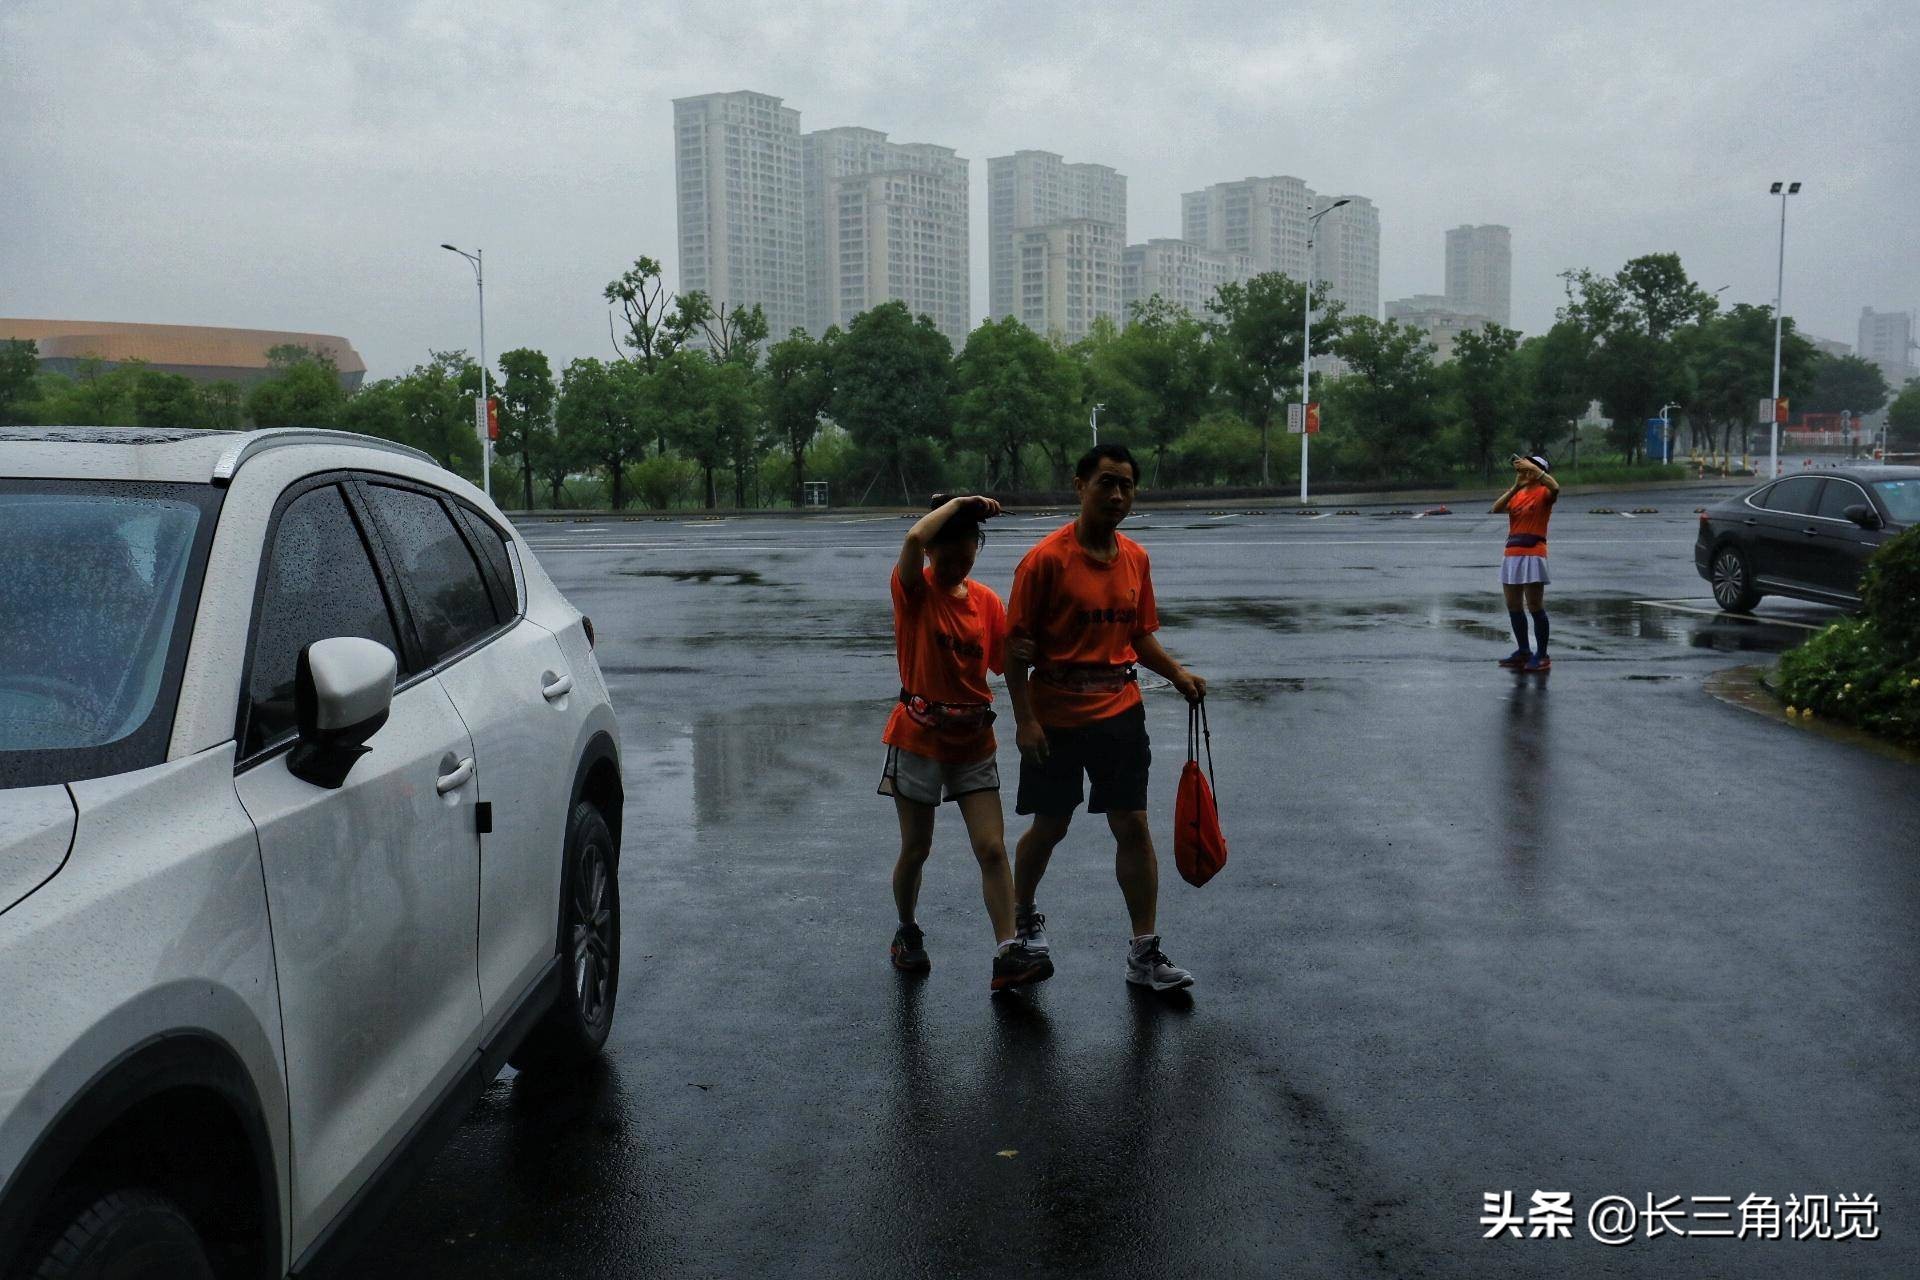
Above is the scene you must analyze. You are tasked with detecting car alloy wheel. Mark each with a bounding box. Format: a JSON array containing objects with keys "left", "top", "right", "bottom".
[
  {"left": 1711, "top": 547, "right": 1758, "bottom": 612},
  {"left": 571, "top": 836, "right": 614, "bottom": 1032}
]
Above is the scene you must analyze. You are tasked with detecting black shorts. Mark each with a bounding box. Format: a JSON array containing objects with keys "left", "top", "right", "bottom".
[{"left": 1015, "top": 702, "right": 1151, "bottom": 817}]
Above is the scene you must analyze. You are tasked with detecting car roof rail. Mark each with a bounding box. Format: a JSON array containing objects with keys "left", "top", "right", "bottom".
[{"left": 211, "top": 428, "right": 441, "bottom": 486}]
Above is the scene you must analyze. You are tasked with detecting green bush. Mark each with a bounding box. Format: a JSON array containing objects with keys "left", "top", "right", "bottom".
[
  {"left": 1776, "top": 525, "right": 1920, "bottom": 745},
  {"left": 1859, "top": 525, "right": 1920, "bottom": 662}
]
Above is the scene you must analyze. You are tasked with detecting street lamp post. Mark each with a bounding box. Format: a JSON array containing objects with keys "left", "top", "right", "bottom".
[
  {"left": 1659, "top": 402, "right": 1681, "bottom": 465},
  {"left": 441, "top": 243, "right": 491, "bottom": 501},
  {"left": 1766, "top": 182, "right": 1800, "bottom": 480},
  {"left": 1090, "top": 402, "right": 1105, "bottom": 447},
  {"left": 1301, "top": 198, "right": 1350, "bottom": 502}
]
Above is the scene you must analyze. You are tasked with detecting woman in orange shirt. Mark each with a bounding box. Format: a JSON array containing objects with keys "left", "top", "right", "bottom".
[
  {"left": 1491, "top": 454, "right": 1561, "bottom": 673},
  {"left": 881, "top": 495, "right": 1053, "bottom": 992}
]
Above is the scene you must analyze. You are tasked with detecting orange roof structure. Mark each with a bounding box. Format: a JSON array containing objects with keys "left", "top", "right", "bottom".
[{"left": 0, "top": 319, "right": 365, "bottom": 386}]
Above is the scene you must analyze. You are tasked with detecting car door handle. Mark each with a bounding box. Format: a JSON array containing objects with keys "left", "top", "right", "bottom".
[
  {"left": 1802, "top": 526, "right": 1819, "bottom": 536},
  {"left": 436, "top": 757, "right": 475, "bottom": 794},
  {"left": 1742, "top": 518, "right": 1757, "bottom": 527},
  {"left": 542, "top": 674, "right": 574, "bottom": 701}
]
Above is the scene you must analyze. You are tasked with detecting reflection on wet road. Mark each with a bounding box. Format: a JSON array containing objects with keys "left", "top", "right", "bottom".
[{"left": 361, "top": 488, "right": 1919, "bottom": 1278}]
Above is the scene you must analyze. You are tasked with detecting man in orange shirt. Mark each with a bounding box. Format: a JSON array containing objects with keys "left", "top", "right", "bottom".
[
  {"left": 882, "top": 494, "right": 1053, "bottom": 992},
  {"left": 1491, "top": 454, "right": 1561, "bottom": 674},
  {"left": 1005, "top": 445, "right": 1207, "bottom": 992}
]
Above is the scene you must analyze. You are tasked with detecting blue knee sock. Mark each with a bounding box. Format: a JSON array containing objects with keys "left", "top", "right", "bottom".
[
  {"left": 1530, "top": 610, "right": 1549, "bottom": 655},
  {"left": 1508, "top": 611, "right": 1529, "bottom": 651}
]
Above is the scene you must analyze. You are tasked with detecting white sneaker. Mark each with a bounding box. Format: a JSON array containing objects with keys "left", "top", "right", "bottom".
[
  {"left": 1126, "top": 935, "right": 1194, "bottom": 991},
  {"left": 1014, "top": 905, "right": 1050, "bottom": 956}
]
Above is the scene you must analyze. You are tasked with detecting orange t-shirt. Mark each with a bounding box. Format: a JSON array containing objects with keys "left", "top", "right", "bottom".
[
  {"left": 882, "top": 566, "right": 1007, "bottom": 764},
  {"left": 1504, "top": 485, "right": 1554, "bottom": 556},
  {"left": 1007, "top": 522, "right": 1159, "bottom": 728}
]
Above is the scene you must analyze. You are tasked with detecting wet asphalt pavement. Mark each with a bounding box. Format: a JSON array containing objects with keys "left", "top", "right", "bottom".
[{"left": 359, "top": 485, "right": 1918, "bottom": 1279}]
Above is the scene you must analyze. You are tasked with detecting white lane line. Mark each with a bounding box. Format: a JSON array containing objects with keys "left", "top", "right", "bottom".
[
  {"left": 1026, "top": 513, "right": 1063, "bottom": 522},
  {"left": 1208, "top": 513, "right": 1240, "bottom": 521},
  {"left": 570, "top": 526, "right": 608, "bottom": 533},
  {"left": 827, "top": 516, "right": 900, "bottom": 524},
  {"left": 1620, "top": 511, "right": 1637, "bottom": 519},
  {"left": 1306, "top": 512, "right": 1332, "bottom": 520},
  {"left": 1634, "top": 599, "right": 1828, "bottom": 631},
  {"left": 530, "top": 536, "right": 1684, "bottom": 553},
  {"left": 1410, "top": 512, "right": 1427, "bottom": 520}
]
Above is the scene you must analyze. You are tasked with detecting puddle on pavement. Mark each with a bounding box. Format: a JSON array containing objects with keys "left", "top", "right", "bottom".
[
  {"left": 1157, "top": 598, "right": 1414, "bottom": 632},
  {"left": 620, "top": 567, "right": 767, "bottom": 586}
]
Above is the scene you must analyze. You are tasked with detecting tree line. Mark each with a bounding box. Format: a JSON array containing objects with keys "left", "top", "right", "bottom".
[{"left": 3, "top": 251, "right": 1913, "bottom": 509}]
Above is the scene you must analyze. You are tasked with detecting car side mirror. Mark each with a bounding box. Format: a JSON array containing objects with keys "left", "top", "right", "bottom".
[
  {"left": 288, "top": 637, "right": 397, "bottom": 789},
  {"left": 1843, "top": 503, "right": 1882, "bottom": 530}
]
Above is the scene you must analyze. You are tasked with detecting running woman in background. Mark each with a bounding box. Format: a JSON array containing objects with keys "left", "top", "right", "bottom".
[
  {"left": 1005, "top": 444, "right": 1207, "bottom": 993},
  {"left": 1492, "top": 454, "right": 1561, "bottom": 673},
  {"left": 881, "top": 494, "right": 1053, "bottom": 992}
]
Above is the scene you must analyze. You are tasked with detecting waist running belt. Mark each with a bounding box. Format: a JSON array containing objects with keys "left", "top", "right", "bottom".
[
  {"left": 1505, "top": 533, "right": 1545, "bottom": 549},
  {"left": 1036, "top": 663, "right": 1139, "bottom": 693},
  {"left": 899, "top": 689, "right": 996, "bottom": 732}
]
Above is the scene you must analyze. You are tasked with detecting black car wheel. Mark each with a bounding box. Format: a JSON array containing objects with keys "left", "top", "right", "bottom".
[
  {"left": 511, "top": 801, "right": 620, "bottom": 1071},
  {"left": 29, "top": 1190, "right": 215, "bottom": 1280},
  {"left": 1710, "top": 544, "right": 1761, "bottom": 613}
]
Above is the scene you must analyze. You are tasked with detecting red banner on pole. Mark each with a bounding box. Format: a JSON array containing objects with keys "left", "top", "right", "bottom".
[
  {"left": 1305, "top": 402, "right": 1321, "bottom": 435},
  {"left": 486, "top": 397, "right": 500, "bottom": 441}
]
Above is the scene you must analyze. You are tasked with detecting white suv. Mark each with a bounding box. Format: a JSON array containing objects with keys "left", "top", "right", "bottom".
[{"left": 0, "top": 427, "right": 623, "bottom": 1278}]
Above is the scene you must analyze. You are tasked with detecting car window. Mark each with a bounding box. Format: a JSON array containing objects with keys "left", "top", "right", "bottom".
[
  {"left": 1871, "top": 479, "right": 1920, "bottom": 525},
  {"left": 1764, "top": 477, "right": 1824, "bottom": 516},
  {"left": 1816, "top": 480, "right": 1869, "bottom": 521},
  {"left": 362, "top": 484, "right": 498, "bottom": 664},
  {"left": 458, "top": 505, "right": 519, "bottom": 619},
  {"left": 245, "top": 485, "right": 401, "bottom": 757}
]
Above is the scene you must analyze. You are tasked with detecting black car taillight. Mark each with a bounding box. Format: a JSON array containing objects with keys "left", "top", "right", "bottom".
[{"left": 581, "top": 615, "right": 596, "bottom": 650}]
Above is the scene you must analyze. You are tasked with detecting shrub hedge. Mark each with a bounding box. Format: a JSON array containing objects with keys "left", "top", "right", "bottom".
[{"left": 1776, "top": 525, "right": 1920, "bottom": 746}]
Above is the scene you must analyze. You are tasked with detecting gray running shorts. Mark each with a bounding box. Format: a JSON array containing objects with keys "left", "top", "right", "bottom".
[{"left": 878, "top": 743, "right": 1000, "bottom": 806}]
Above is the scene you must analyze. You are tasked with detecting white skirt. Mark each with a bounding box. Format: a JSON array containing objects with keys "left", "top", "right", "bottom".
[{"left": 1500, "top": 555, "right": 1550, "bottom": 586}]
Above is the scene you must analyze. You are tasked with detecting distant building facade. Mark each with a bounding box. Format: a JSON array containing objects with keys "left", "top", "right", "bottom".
[
  {"left": 0, "top": 319, "right": 365, "bottom": 390},
  {"left": 1383, "top": 297, "right": 1493, "bottom": 362},
  {"left": 802, "top": 127, "right": 969, "bottom": 349},
  {"left": 1858, "top": 307, "right": 1916, "bottom": 390},
  {"left": 673, "top": 91, "right": 808, "bottom": 341},
  {"left": 1121, "top": 239, "right": 1252, "bottom": 319},
  {"left": 1181, "top": 177, "right": 1379, "bottom": 322},
  {"left": 988, "top": 150, "right": 1126, "bottom": 342},
  {"left": 1445, "top": 224, "right": 1512, "bottom": 328},
  {"left": 1803, "top": 335, "right": 1853, "bottom": 359}
]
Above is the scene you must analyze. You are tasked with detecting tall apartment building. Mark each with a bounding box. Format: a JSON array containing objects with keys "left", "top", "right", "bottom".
[
  {"left": 1858, "top": 307, "right": 1916, "bottom": 390},
  {"left": 1181, "top": 176, "right": 1312, "bottom": 282},
  {"left": 673, "top": 91, "right": 807, "bottom": 341},
  {"left": 1445, "top": 224, "right": 1512, "bottom": 328},
  {"left": 1182, "top": 178, "right": 1380, "bottom": 321},
  {"left": 1121, "top": 239, "right": 1252, "bottom": 318},
  {"left": 803, "top": 127, "right": 969, "bottom": 349},
  {"left": 987, "top": 151, "right": 1126, "bottom": 342},
  {"left": 1314, "top": 195, "right": 1380, "bottom": 324}
]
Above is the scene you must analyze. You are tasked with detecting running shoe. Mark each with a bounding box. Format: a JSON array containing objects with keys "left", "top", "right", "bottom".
[
  {"left": 890, "top": 923, "right": 930, "bottom": 972},
  {"left": 1498, "top": 648, "right": 1530, "bottom": 668},
  {"left": 1524, "top": 654, "right": 1553, "bottom": 673},
  {"left": 1126, "top": 935, "right": 1195, "bottom": 992},
  {"left": 991, "top": 943, "right": 1055, "bottom": 992},
  {"left": 1014, "top": 905, "right": 1050, "bottom": 956}
]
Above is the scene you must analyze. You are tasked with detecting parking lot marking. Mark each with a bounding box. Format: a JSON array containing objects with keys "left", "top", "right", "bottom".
[
  {"left": 1208, "top": 513, "right": 1240, "bottom": 520},
  {"left": 1619, "top": 511, "right": 1636, "bottom": 518},
  {"left": 1634, "top": 599, "right": 1828, "bottom": 631}
]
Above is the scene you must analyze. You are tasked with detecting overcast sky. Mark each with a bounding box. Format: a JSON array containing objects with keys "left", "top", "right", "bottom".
[{"left": 3, "top": 0, "right": 1913, "bottom": 379}]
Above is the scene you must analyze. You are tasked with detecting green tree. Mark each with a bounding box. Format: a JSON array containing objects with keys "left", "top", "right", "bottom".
[
  {"left": 604, "top": 256, "right": 692, "bottom": 456},
  {"left": 953, "top": 316, "right": 1080, "bottom": 492},
  {"left": 1205, "top": 273, "right": 1342, "bottom": 486},
  {"left": 394, "top": 351, "right": 484, "bottom": 478},
  {"left": 1101, "top": 298, "right": 1214, "bottom": 481},
  {"left": 830, "top": 301, "right": 954, "bottom": 503},
  {"left": 1511, "top": 322, "right": 1590, "bottom": 464},
  {"left": 1806, "top": 353, "right": 1892, "bottom": 418},
  {"left": 1450, "top": 323, "right": 1523, "bottom": 479},
  {"left": 1888, "top": 381, "right": 1920, "bottom": 452},
  {"left": 1686, "top": 304, "right": 1818, "bottom": 467},
  {"left": 652, "top": 349, "right": 738, "bottom": 508},
  {"left": 131, "top": 370, "right": 201, "bottom": 429},
  {"left": 1173, "top": 411, "right": 1262, "bottom": 486},
  {"left": 494, "top": 348, "right": 556, "bottom": 509},
  {"left": 1327, "top": 318, "right": 1443, "bottom": 479},
  {"left": 766, "top": 327, "right": 836, "bottom": 507},
  {"left": 557, "top": 356, "right": 646, "bottom": 510},
  {"left": 196, "top": 380, "right": 245, "bottom": 432},
  {"left": 29, "top": 360, "right": 137, "bottom": 426},
  {"left": 672, "top": 292, "right": 769, "bottom": 364},
  {"left": 246, "top": 352, "right": 343, "bottom": 429},
  {"left": 1558, "top": 254, "right": 1718, "bottom": 462},
  {"left": 0, "top": 339, "right": 38, "bottom": 425}
]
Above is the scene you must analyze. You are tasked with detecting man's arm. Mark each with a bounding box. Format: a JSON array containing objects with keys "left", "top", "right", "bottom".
[
  {"left": 897, "top": 494, "right": 1000, "bottom": 590},
  {"left": 1135, "top": 632, "right": 1206, "bottom": 704},
  {"left": 1006, "top": 655, "right": 1048, "bottom": 763}
]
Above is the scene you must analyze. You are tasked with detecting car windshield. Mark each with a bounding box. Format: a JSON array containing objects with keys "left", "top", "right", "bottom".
[
  {"left": 0, "top": 480, "right": 221, "bottom": 788},
  {"left": 1871, "top": 479, "right": 1920, "bottom": 525}
]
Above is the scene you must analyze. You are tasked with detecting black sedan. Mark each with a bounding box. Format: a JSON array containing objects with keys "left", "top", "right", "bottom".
[{"left": 1695, "top": 466, "right": 1919, "bottom": 612}]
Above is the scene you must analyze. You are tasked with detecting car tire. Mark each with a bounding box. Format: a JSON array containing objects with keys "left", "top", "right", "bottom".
[
  {"left": 511, "top": 801, "right": 620, "bottom": 1071},
  {"left": 29, "top": 1189, "right": 216, "bottom": 1280},
  {"left": 1710, "top": 544, "right": 1762, "bottom": 613}
]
